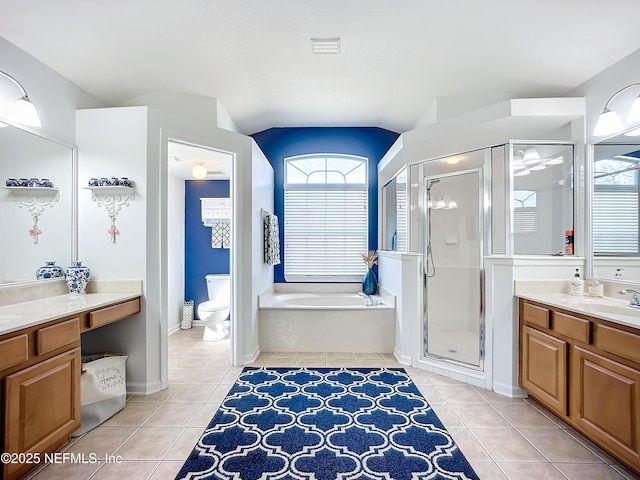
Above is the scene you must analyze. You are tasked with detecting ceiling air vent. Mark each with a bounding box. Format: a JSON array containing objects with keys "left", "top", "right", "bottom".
[{"left": 311, "top": 38, "right": 340, "bottom": 55}]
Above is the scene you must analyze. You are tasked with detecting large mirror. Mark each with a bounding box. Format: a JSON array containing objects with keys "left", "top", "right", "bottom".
[
  {"left": 511, "top": 142, "right": 575, "bottom": 255},
  {"left": 0, "top": 123, "right": 76, "bottom": 286},
  {"left": 592, "top": 127, "right": 640, "bottom": 282}
]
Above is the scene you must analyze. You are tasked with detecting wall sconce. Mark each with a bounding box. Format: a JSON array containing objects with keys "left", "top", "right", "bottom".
[
  {"left": 0, "top": 70, "right": 41, "bottom": 127},
  {"left": 593, "top": 83, "right": 640, "bottom": 137},
  {"left": 523, "top": 148, "right": 541, "bottom": 165}
]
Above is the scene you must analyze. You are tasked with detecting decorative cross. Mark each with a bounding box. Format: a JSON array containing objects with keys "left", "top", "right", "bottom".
[
  {"left": 108, "top": 218, "right": 119, "bottom": 243},
  {"left": 29, "top": 215, "right": 42, "bottom": 244}
]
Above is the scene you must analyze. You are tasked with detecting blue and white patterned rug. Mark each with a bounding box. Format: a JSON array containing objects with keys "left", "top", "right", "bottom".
[{"left": 176, "top": 367, "right": 479, "bottom": 480}]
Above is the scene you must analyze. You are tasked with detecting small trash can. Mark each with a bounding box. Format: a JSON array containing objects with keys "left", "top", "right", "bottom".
[
  {"left": 72, "top": 353, "right": 127, "bottom": 437},
  {"left": 181, "top": 300, "right": 194, "bottom": 329}
]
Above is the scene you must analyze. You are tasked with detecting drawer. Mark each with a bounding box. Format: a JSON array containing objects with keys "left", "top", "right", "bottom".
[
  {"left": 0, "top": 334, "right": 28, "bottom": 371},
  {"left": 522, "top": 302, "right": 550, "bottom": 329},
  {"left": 36, "top": 317, "right": 80, "bottom": 355},
  {"left": 553, "top": 311, "right": 591, "bottom": 343},
  {"left": 597, "top": 324, "right": 640, "bottom": 364},
  {"left": 89, "top": 297, "right": 140, "bottom": 329}
]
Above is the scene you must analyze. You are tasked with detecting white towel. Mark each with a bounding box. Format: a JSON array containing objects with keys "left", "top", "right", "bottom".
[
  {"left": 211, "top": 222, "right": 230, "bottom": 249},
  {"left": 264, "top": 214, "right": 281, "bottom": 265}
]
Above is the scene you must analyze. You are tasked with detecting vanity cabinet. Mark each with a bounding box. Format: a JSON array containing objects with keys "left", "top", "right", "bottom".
[
  {"left": 0, "top": 296, "right": 141, "bottom": 480},
  {"left": 519, "top": 298, "right": 640, "bottom": 473}
]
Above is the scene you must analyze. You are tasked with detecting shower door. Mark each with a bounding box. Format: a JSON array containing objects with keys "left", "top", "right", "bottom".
[{"left": 424, "top": 169, "right": 483, "bottom": 368}]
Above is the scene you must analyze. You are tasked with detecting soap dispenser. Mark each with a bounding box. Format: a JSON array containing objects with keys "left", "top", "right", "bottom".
[
  {"left": 570, "top": 268, "right": 584, "bottom": 296},
  {"left": 587, "top": 272, "right": 604, "bottom": 298}
]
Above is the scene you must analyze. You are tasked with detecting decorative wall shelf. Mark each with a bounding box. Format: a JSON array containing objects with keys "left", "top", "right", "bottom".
[
  {"left": 83, "top": 185, "right": 135, "bottom": 244},
  {"left": 2, "top": 186, "right": 60, "bottom": 244}
]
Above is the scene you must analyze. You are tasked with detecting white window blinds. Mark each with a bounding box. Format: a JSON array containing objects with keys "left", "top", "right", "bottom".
[
  {"left": 284, "top": 155, "right": 368, "bottom": 281},
  {"left": 593, "top": 189, "right": 639, "bottom": 254}
]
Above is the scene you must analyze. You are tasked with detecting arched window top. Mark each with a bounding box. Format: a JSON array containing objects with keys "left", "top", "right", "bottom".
[
  {"left": 285, "top": 154, "right": 367, "bottom": 186},
  {"left": 594, "top": 158, "right": 638, "bottom": 186}
]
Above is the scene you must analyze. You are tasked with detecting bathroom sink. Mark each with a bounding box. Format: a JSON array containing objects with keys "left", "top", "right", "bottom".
[{"left": 590, "top": 303, "right": 640, "bottom": 320}]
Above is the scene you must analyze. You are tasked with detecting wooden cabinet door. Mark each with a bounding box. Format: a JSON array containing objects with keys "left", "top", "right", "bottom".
[
  {"left": 3, "top": 348, "right": 81, "bottom": 480},
  {"left": 571, "top": 346, "right": 640, "bottom": 470},
  {"left": 521, "top": 326, "right": 568, "bottom": 415}
]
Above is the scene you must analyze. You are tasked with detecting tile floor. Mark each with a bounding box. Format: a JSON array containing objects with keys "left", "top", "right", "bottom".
[{"left": 29, "top": 326, "right": 640, "bottom": 480}]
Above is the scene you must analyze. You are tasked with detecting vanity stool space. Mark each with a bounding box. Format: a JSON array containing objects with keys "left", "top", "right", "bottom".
[
  {"left": 0, "top": 295, "right": 140, "bottom": 480},
  {"left": 518, "top": 297, "right": 640, "bottom": 474}
]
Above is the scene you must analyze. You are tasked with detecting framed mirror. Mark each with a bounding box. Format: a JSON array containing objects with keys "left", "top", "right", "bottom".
[
  {"left": 591, "top": 126, "right": 640, "bottom": 283},
  {"left": 0, "top": 122, "right": 76, "bottom": 286}
]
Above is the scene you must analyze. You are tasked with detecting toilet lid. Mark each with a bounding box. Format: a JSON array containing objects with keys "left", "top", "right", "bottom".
[{"left": 199, "top": 299, "right": 229, "bottom": 311}]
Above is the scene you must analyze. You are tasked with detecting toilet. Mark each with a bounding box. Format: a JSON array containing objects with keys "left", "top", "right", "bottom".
[{"left": 197, "top": 274, "right": 230, "bottom": 341}]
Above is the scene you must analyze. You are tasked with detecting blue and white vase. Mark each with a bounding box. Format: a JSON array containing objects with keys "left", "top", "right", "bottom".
[
  {"left": 362, "top": 268, "right": 378, "bottom": 295},
  {"left": 36, "top": 261, "right": 64, "bottom": 280},
  {"left": 64, "top": 261, "right": 91, "bottom": 295}
]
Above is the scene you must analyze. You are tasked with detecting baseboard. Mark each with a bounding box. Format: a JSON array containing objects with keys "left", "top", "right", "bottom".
[
  {"left": 393, "top": 348, "right": 412, "bottom": 366},
  {"left": 243, "top": 345, "right": 260, "bottom": 365},
  {"left": 126, "top": 379, "right": 163, "bottom": 396},
  {"left": 168, "top": 323, "right": 181, "bottom": 335},
  {"left": 493, "top": 380, "right": 529, "bottom": 399}
]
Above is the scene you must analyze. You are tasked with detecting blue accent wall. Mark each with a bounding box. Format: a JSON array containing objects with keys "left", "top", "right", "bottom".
[
  {"left": 185, "top": 180, "right": 230, "bottom": 317},
  {"left": 251, "top": 127, "right": 399, "bottom": 283}
]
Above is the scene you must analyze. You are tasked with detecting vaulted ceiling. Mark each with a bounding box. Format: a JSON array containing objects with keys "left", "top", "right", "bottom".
[{"left": 1, "top": 1, "right": 640, "bottom": 135}]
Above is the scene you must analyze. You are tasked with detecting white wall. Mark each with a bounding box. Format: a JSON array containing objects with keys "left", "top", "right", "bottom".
[
  {"left": 76, "top": 105, "right": 272, "bottom": 393},
  {"left": 569, "top": 48, "right": 640, "bottom": 145},
  {"left": 0, "top": 36, "right": 102, "bottom": 144},
  {"left": 167, "top": 174, "right": 185, "bottom": 333},
  {"left": 250, "top": 142, "right": 275, "bottom": 361},
  {"left": 378, "top": 252, "right": 422, "bottom": 365}
]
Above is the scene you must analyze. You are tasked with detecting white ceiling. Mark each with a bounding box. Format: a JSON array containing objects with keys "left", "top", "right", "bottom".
[
  {"left": 168, "top": 140, "right": 232, "bottom": 180},
  {"left": 1, "top": 1, "right": 640, "bottom": 135}
]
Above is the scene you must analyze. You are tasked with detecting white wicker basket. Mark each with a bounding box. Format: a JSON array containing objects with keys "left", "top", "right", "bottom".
[{"left": 181, "top": 300, "right": 194, "bottom": 329}]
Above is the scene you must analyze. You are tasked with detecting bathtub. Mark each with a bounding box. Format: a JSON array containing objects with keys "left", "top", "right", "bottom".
[
  {"left": 260, "top": 292, "right": 386, "bottom": 309},
  {"left": 258, "top": 286, "right": 395, "bottom": 353}
]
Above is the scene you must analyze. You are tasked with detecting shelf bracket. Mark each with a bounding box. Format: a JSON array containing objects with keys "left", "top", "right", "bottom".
[{"left": 86, "top": 187, "right": 135, "bottom": 244}]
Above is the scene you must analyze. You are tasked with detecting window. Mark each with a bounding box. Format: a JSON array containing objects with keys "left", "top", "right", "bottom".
[
  {"left": 593, "top": 157, "right": 639, "bottom": 255},
  {"left": 284, "top": 154, "right": 368, "bottom": 281},
  {"left": 513, "top": 190, "right": 537, "bottom": 234}
]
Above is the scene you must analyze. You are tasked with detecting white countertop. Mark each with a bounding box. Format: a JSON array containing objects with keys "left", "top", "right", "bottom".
[
  {"left": 516, "top": 291, "right": 640, "bottom": 329},
  {"left": 0, "top": 292, "right": 141, "bottom": 336}
]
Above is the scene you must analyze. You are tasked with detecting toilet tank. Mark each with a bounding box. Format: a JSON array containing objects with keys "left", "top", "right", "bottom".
[{"left": 205, "top": 274, "right": 230, "bottom": 302}]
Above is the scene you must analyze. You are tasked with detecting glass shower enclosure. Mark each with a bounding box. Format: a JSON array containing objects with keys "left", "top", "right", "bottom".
[{"left": 423, "top": 168, "right": 483, "bottom": 367}]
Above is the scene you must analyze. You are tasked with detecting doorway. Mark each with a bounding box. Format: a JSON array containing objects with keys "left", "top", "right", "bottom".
[
  {"left": 423, "top": 169, "right": 484, "bottom": 368},
  {"left": 165, "top": 139, "right": 234, "bottom": 379}
]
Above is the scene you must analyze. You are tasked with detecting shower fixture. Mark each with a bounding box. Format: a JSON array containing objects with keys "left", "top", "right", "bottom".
[{"left": 425, "top": 177, "right": 440, "bottom": 278}]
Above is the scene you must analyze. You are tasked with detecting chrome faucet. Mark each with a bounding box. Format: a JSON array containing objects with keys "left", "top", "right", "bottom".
[{"left": 618, "top": 289, "right": 640, "bottom": 308}]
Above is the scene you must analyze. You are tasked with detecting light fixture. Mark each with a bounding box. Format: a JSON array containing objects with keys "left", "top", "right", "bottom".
[
  {"left": 513, "top": 150, "right": 524, "bottom": 166},
  {"left": 311, "top": 38, "right": 340, "bottom": 55},
  {"left": 0, "top": 70, "right": 41, "bottom": 127},
  {"left": 624, "top": 127, "right": 640, "bottom": 137},
  {"left": 523, "top": 148, "right": 541, "bottom": 164},
  {"left": 435, "top": 197, "right": 446, "bottom": 209},
  {"left": 192, "top": 162, "right": 207, "bottom": 179},
  {"left": 446, "top": 199, "right": 457, "bottom": 209},
  {"left": 446, "top": 156, "right": 460, "bottom": 165},
  {"left": 545, "top": 156, "right": 563, "bottom": 165},
  {"left": 593, "top": 83, "right": 640, "bottom": 136}
]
